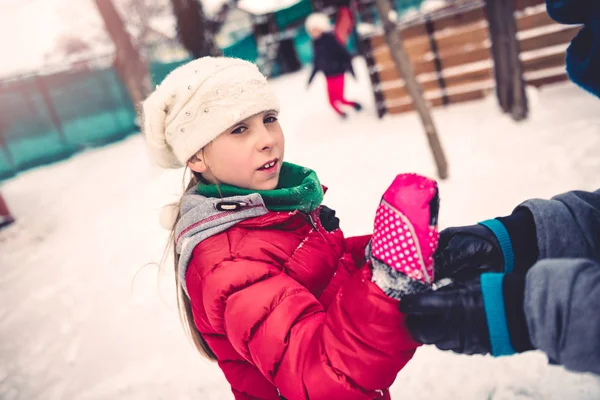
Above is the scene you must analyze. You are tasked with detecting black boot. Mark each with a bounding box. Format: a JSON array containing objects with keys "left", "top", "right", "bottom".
[
  {"left": 339, "top": 112, "right": 348, "bottom": 120},
  {"left": 353, "top": 102, "right": 363, "bottom": 112}
]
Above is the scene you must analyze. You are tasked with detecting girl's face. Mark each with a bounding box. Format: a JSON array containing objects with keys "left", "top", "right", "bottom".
[{"left": 188, "top": 111, "right": 285, "bottom": 191}]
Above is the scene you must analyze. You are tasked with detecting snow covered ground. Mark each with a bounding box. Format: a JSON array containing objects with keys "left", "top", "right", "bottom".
[{"left": 1, "top": 58, "right": 600, "bottom": 400}]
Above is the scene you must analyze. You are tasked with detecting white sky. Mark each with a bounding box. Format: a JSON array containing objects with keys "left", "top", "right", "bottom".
[
  {"left": 0, "top": 0, "right": 299, "bottom": 76},
  {"left": 0, "top": 0, "right": 61, "bottom": 75},
  {"left": 0, "top": 0, "right": 109, "bottom": 76},
  {"left": 0, "top": 0, "right": 222, "bottom": 76},
  {"left": 237, "top": 0, "right": 300, "bottom": 15}
]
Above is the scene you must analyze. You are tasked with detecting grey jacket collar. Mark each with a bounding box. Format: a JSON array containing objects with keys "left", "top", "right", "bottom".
[{"left": 175, "top": 189, "right": 269, "bottom": 295}]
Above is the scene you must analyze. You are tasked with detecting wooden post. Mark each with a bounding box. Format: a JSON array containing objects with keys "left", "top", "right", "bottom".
[
  {"left": 95, "top": 0, "right": 151, "bottom": 111},
  {"left": 505, "top": 0, "right": 528, "bottom": 121},
  {"left": 374, "top": 0, "right": 448, "bottom": 180},
  {"left": 485, "top": 0, "right": 528, "bottom": 120},
  {"left": 356, "top": 0, "right": 387, "bottom": 118}
]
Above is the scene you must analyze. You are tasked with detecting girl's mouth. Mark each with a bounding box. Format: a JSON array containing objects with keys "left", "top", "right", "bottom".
[{"left": 258, "top": 159, "right": 279, "bottom": 172}]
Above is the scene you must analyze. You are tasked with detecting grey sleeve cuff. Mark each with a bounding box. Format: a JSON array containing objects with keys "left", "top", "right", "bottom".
[
  {"left": 524, "top": 258, "right": 600, "bottom": 376},
  {"left": 520, "top": 190, "right": 600, "bottom": 260}
]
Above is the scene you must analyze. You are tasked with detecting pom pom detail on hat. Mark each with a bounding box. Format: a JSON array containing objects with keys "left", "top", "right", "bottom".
[
  {"left": 142, "top": 57, "right": 280, "bottom": 169},
  {"left": 159, "top": 203, "right": 180, "bottom": 230}
]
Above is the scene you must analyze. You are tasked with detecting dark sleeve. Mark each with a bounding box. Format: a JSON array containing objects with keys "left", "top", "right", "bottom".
[
  {"left": 496, "top": 208, "right": 538, "bottom": 274},
  {"left": 329, "top": 35, "right": 355, "bottom": 77},
  {"left": 546, "top": 0, "right": 590, "bottom": 24},
  {"left": 520, "top": 189, "right": 600, "bottom": 263},
  {"left": 326, "top": 35, "right": 352, "bottom": 64},
  {"left": 307, "top": 42, "right": 319, "bottom": 85},
  {"left": 482, "top": 258, "right": 600, "bottom": 377},
  {"left": 523, "top": 258, "right": 600, "bottom": 376},
  {"left": 308, "top": 65, "right": 318, "bottom": 85}
]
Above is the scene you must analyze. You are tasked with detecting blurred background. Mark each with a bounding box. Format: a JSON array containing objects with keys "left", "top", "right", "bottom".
[{"left": 1, "top": 0, "right": 599, "bottom": 399}]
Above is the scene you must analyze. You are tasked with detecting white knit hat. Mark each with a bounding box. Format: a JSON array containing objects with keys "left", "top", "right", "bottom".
[
  {"left": 142, "top": 57, "right": 280, "bottom": 169},
  {"left": 305, "top": 12, "right": 332, "bottom": 37}
]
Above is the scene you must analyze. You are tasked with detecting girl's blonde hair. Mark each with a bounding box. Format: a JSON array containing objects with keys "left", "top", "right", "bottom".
[{"left": 169, "top": 170, "right": 217, "bottom": 361}]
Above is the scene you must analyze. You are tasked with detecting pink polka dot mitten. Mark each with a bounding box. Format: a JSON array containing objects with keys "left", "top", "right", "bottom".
[{"left": 369, "top": 173, "right": 440, "bottom": 299}]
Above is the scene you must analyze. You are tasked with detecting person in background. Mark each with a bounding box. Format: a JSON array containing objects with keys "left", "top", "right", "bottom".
[{"left": 305, "top": 12, "right": 362, "bottom": 119}]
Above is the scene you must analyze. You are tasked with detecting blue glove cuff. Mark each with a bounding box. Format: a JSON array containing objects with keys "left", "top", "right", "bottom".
[
  {"left": 481, "top": 273, "right": 515, "bottom": 356},
  {"left": 479, "top": 219, "right": 515, "bottom": 273}
]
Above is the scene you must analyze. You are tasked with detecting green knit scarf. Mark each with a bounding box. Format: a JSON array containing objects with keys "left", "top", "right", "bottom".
[{"left": 197, "top": 162, "right": 323, "bottom": 213}]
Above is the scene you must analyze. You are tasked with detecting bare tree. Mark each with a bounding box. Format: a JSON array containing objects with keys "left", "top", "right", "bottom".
[
  {"left": 374, "top": 0, "right": 448, "bottom": 180},
  {"left": 55, "top": 36, "right": 92, "bottom": 56},
  {"left": 94, "top": 0, "right": 151, "bottom": 109},
  {"left": 170, "top": 0, "right": 220, "bottom": 58},
  {"left": 122, "top": 0, "right": 170, "bottom": 46}
]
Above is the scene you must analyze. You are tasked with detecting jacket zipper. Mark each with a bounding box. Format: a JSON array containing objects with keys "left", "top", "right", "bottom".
[
  {"left": 276, "top": 387, "right": 286, "bottom": 399},
  {"left": 303, "top": 211, "right": 318, "bottom": 230}
]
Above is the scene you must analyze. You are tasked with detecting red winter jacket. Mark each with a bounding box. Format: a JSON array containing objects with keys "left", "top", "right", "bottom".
[{"left": 184, "top": 204, "right": 419, "bottom": 399}]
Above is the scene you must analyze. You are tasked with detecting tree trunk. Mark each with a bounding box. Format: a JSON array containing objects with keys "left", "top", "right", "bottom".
[
  {"left": 132, "top": 0, "right": 151, "bottom": 46},
  {"left": 94, "top": 0, "right": 151, "bottom": 110},
  {"left": 373, "top": 0, "right": 448, "bottom": 180},
  {"left": 171, "top": 0, "right": 221, "bottom": 58}
]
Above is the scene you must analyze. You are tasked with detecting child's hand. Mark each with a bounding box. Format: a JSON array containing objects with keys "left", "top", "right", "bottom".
[
  {"left": 369, "top": 174, "right": 440, "bottom": 299},
  {"left": 372, "top": 174, "right": 439, "bottom": 283}
]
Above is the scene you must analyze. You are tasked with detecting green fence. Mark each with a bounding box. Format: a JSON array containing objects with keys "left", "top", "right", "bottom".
[
  {"left": 149, "top": 34, "right": 260, "bottom": 86},
  {"left": 275, "top": 0, "right": 314, "bottom": 29},
  {"left": 0, "top": 67, "right": 137, "bottom": 180},
  {"left": 222, "top": 33, "right": 260, "bottom": 63},
  {"left": 0, "top": 48, "right": 268, "bottom": 181},
  {"left": 150, "top": 59, "right": 192, "bottom": 87}
]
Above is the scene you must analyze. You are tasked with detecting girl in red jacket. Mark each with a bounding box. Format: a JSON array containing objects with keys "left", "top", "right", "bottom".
[{"left": 142, "top": 57, "right": 434, "bottom": 400}]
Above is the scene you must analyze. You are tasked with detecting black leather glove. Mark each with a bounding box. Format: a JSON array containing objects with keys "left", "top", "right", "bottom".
[
  {"left": 400, "top": 279, "right": 491, "bottom": 355},
  {"left": 434, "top": 208, "right": 538, "bottom": 281},
  {"left": 319, "top": 205, "right": 340, "bottom": 232},
  {"left": 400, "top": 273, "right": 534, "bottom": 355},
  {"left": 434, "top": 225, "right": 504, "bottom": 281}
]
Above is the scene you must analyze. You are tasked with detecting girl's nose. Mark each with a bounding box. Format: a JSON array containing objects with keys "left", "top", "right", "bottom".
[{"left": 257, "top": 124, "right": 276, "bottom": 151}]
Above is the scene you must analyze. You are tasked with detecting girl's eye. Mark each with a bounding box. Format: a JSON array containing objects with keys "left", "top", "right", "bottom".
[
  {"left": 231, "top": 125, "right": 247, "bottom": 134},
  {"left": 264, "top": 115, "right": 278, "bottom": 124}
]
